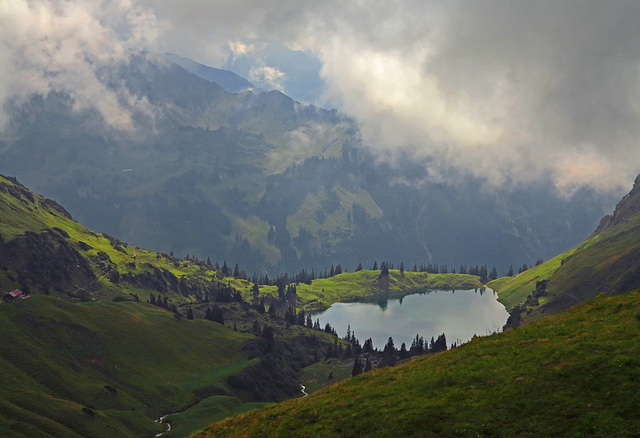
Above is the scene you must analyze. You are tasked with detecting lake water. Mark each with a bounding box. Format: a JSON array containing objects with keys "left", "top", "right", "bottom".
[{"left": 313, "top": 288, "right": 509, "bottom": 350}]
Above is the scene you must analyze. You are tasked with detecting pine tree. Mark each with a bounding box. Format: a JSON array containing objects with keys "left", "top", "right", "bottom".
[
  {"left": 508, "top": 265, "right": 514, "bottom": 276},
  {"left": 352, "top": 355, "right": 364, "bottom": 377},
  {"left": 210, "top": 305, "right": 224, "bottom": 325},
  {"left": 383, "top": 337, "right": 396, "bottom": 355},
  {"left": 186, "top": 308, "right": 194, "bottom": 320}
]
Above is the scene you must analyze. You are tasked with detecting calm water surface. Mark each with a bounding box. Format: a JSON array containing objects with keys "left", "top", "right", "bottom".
[{"left": 314, "top": 288, "right": 509, "bottom": 350}]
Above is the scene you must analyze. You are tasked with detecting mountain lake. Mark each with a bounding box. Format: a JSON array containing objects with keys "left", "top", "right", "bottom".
[{"left": 313, "top": 288, "right": 510, "bottom": 350}]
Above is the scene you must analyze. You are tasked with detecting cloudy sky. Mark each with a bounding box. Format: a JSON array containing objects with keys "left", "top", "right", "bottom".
[{"left": 1, "top": 0, "right": 640, "bottom": 193}]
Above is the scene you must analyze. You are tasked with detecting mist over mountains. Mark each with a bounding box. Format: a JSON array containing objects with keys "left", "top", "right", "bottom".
[{"left": 0, "top": 52, "right": 618, "bottom": 275}]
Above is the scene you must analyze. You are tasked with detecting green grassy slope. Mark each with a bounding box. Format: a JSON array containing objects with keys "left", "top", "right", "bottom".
[
  {"left": 490, "top": 202, "right": 640, "bottom": 325},
  {"left": 289, "top": 270, "right": 483, "bottom": 311},
  {"left": 487, "top": 248, "right": 576, "bottom": 311},
  {"left": 0, "top": 295, "right": 253, "bottom": 437},
  {"left": 194, "top": 289, "right": 640, "bottom": 438},
  {"left": 0, "top": 174, "right": 253, "bottom": 302}
]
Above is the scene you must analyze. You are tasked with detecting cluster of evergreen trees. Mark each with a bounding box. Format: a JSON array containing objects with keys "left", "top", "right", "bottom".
[
  {"left": 283, "top": 306, "right": 338, "bottom": 336},
  {"left": 350, "top": 332, "right": 451, "bottom": 377},
  {"left": 148, "top": 293, "right": 178, "bottom": 313},
  {"left": 184, "top": 251, "right": 536, "bottom": 291}
]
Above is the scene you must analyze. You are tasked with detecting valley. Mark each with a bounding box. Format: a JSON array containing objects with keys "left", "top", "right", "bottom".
[
  {"left": 0, "top": 175, "right": 486, "bottom": 437},
  {"left": 0, "top": 33, "right": 639, "bottom": 438}
]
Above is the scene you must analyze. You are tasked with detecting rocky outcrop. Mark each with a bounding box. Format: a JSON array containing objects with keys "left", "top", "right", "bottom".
[
  {"left": 594, "top": 174, "right": 640, "bottom": 234},
  {"left": 0, "top": 229, "right": 96, "bottom": 297},
  {"left": 503, "top": 303, "right": 524, "bottom": 330}
]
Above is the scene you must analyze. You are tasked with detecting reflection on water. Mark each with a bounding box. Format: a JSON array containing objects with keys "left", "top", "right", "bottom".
[{"left": 313, "top": 288, "right": 509, "bottom": 350}]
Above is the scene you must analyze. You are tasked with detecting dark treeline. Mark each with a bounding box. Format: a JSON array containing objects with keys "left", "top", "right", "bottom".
[{"left": 175, "top": 247, "right": 544, "bottom": 288}]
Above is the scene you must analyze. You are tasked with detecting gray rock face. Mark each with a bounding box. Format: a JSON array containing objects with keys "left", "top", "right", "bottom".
[{"left": 594, "top": 174, "right": 640, "bottom": 234}]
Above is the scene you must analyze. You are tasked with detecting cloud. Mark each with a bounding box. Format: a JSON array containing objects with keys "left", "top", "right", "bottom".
[
  {"left": 136, "top": 0, "right": 640, "bottom": 192},
  {"left": 0, "top": 0, "right": 163, "bottom": 131},
  {"left": 249, "top": 63, "right": 286, "bottom": 90},
  {"left": 228, "top": 40, "right": 256, "bottom": 60},
  {"left": 3, "top": 0, "right": 640, "bottom": 192}
]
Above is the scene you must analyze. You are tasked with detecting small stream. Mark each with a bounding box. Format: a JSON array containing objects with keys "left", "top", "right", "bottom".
[{"left": 155, "top": 414, "right": 171, "bottom": 437}]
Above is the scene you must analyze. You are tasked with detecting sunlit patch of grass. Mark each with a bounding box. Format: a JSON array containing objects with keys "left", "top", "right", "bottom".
[
  {"left": 295, "top": 270, "right": 483, "bottom": 311},
  {"left": 488, "top": 248, "right": 576, "bottom": 310}
]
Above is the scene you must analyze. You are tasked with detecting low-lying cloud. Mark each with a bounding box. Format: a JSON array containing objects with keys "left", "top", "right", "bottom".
[
  {"left": 0, "top": 0, "right": 162, "bottom": 131},
  {"left": 3, "top": 0, "right": 640, "bottom": 193}
]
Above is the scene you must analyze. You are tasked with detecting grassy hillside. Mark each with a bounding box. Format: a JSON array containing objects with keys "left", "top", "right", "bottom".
[
  {"left": 194, "top": 289, "right": 640, "bottom": 437},
  {"left": 0, "top": 295, "right": 254, "bottom": 437},
  {"left": 490, "top": 194, "right": 640, "bottom": 325},
  {"left": 487, "top": 248, "right": 576, "bottom": 311},
  {"left": 0, "top": 174, "right": 254, "bottom": 302}
]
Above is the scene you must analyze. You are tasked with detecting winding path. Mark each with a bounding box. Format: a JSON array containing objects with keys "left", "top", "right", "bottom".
[{"left": 155, "top": 415, "right": 171, "bottom": 437}]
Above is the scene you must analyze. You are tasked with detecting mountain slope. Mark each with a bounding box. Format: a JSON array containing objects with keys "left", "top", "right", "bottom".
[
  {"left": 0, "top": 51, "right": 616, "bottom": 274},
  {"left": 194, "top": 289, "right": 640, "bottom": 437},
  {"left": 0, "top": 295, "right": 253, "bottom": 438},
  {"left": 0, "top": 174, "right": 482, "bottom": 313},
  {"left": 0, "top": 174, "right": 252, "bottom": 302},
  {"left": 164, "top": 52, "right": 259, "bottom": 94},
  {"left": 489, "top": 174, "right": 640, "bottom": 326}
]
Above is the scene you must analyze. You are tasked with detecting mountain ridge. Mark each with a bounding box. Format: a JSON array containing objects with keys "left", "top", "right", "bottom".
[{"left": 0, "top": 51, "right": 617, "bottom": 275}]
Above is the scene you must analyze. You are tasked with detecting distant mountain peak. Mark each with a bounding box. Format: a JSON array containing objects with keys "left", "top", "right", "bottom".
[{"left": 163, "top": 52, "right": 259, "bottom": 94}]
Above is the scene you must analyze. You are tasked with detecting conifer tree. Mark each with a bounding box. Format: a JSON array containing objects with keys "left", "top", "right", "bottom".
[
  {"left": 383, "top": 337, "right": 396, "bottom": 355},
  {"left": 352, "top": 355, "right": 364, "bottom": 377},
  {"left": 210, "top": 305, "right": 224, "bottom": 325}
]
